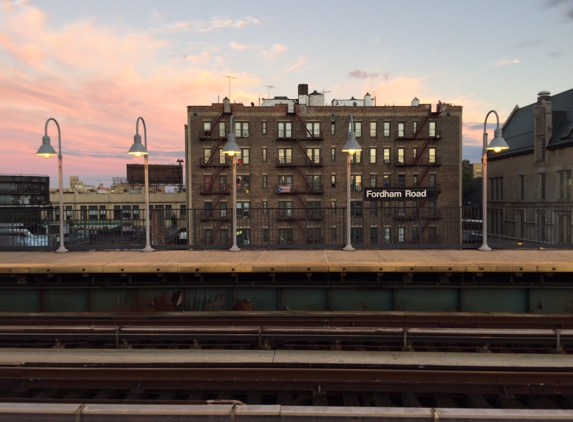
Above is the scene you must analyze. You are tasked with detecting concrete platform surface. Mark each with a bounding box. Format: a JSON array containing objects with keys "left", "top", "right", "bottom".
[
  {"left": 0, "top": 249, "right": 573, "bottom": 274},
  {"left": 0, "top": 347, "right": 572, "bottom": 368}
]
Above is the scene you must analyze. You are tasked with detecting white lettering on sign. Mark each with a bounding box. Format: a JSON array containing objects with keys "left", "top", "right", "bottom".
[
  {"left": 366, "top": 190, "right": 403, "bottom": 198},
  {"left": 405, "top": 190, "right": 427, "bottom": 198}
]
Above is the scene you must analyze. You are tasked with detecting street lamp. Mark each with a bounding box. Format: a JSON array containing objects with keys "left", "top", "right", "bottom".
[
  {"left": 128, "top": 117, "right": 153, "bottom": 252},
  {"left": 342, "top": 114, "right": 362, "bottom": 251},
  {"left": 36, "top": 118, "right": 68, "bottom": 253},
  {"left": 221, "top": 115, "right": 241, "bottom": 252},
  {"left": 479, "top": 110, "right": 509, "bottom": 252}
]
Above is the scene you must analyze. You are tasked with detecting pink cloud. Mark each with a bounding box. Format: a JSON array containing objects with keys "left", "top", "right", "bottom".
[
  {"left": 159, "top": 16, "right": 261, "bottom": 33},
  {"left": 263, "top": 44, "right": 288, "bottom": 60}
]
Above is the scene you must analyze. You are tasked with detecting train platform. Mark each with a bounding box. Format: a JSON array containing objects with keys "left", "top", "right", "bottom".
[
  {"left": 1, "top": 347, "right": 573, "bottom": 369},
  {"left": 1, "top": 248, "right": 573, "bottom": 274}
]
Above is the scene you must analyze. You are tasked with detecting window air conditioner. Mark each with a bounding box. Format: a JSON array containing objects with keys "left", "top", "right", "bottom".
[
  {"left": 242, "top": 131, "right": 249, "bottom": 137},
  {"left": 243, "top": 239, "right": 250, "bottom": 245},
  {"left": 356, "top": 186, "right": 362, "bottom": 192},
  {"left": 398, "top": 212, "right": 405, "bottom": 216},
  {"left": 279, "top": 158, "right": 285, "bottom": 164}
]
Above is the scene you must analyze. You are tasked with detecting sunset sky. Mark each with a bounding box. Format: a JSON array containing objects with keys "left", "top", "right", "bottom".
[{"left": 1, "top": 0, "right": 572, "bottom": 187}]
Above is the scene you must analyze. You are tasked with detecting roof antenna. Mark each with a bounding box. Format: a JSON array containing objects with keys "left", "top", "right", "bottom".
[
  {"left": 223, "top": 75, "right": 238, "bottom": 100},
  {"left": 263, "top": 84, "right": 276, "bottom": 98}
]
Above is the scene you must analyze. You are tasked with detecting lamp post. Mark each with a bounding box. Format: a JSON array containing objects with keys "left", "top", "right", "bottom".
[
  {"left": 342, "top": 114, "right": 362, "bottom": 251},
  {"left": 221, "top": 115, "right": 241, "bottom": 252},
  {"left": 128, "top": 117, "right": 153, "bottom": 252},
  {"left": 479, "top": 110, "right": 509, "bottom": 251},
  {"left": 36, "top": 118, "right": 68, "bottom": 253}
]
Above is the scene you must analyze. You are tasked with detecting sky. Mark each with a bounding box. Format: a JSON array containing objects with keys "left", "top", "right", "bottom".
[{"left": 1, "top": 0, "right": 572, "bottom": 188}]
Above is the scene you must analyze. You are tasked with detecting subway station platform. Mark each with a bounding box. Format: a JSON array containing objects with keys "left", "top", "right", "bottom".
[{"left": 1, "top": 248, "right": 573, "bottom": 274}]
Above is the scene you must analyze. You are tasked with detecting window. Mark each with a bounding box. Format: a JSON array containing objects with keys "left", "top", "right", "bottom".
[
  {"left": 397, "top": 148, "right": 405, "bottom": 164},
  {"left": 165, "top": 205, "right": 173, "bottom": 220},
  {"left": 351, "top": 151, "right": 362, "bottom": 164},
  {"left": 307, "top": 175, "right": 321, "bottom": 192},
  {"left": 331, "top": 121, "right": 335, "bottom": 135},
  {"left": 262, "top": 148, "right": 267, "bottom": 162},
  {"left": 428, "top": 226, "right": 437, "bottom": 243},
  {"left": 398, "top": 227, "right": 405, "bottom": 243},
  {"left": 204, "top": 229, "right": 213, "bottom": 244},
  {"left": 278, "top": 201, "right": 293, "bottom": 218},
  {"left": 331, "top": 147, "right": 336, "bottom": 161},
  {"left": 237, "top": 202, "right": 250, "bottom": 218},
  {"left": 370, "top": 148, "right": 377, "bottom": 164},
  {"left": 428, "top": 147, "right": 436, "bottom": 164},
  {"left": 218, "top": 121, "right": 226, "bottom": 138},
  {"left": 203, "top": 202, "right": 212, "bottom": 219},
  {"left": 370, "top": 200, "right": 378, "bottom": 217},
  {"left": 519, "top": 175, "right": 524, "bottom": 200},
  {"left": 65, "top": 206, "right": 73, "bottom": 220},
  {"left": 351, "top": 201, "right": 362, "bottom": 217},
  {"left": 203, "top": 148, "right": 211, "bottom": 164},
  {"left": 490, "top": 177, "right": 503, "bottom": 200},
  {"left": 383, "top": 148, "right": 391, "bottom": 164},
  {"left": 370, "top": 174, "right": 377, "bottom": 187},
  {"left": 383, "top": 122, "right": 390, "bottom": 137},
  {"left": 413, "top": 121, "right": 418, "bottom": 135},
  {"left": 306, "top": 228, "right": 322, "bottom": 244},
  {"left": 383, "top": 173, "right": 391, "bottom": 187},
  {"left": 306, "top": 122, "right": 320, "bottom": 137},
  {"left": 278, "top": 148, "right": 292, "bottom": 164},
  {"left": 558, "top": 213, "right": 571, "bottom": 243},
  {"left": 383, "top": 227, "right": 391, "bottom": 244},
  {"left": 278, "top": 228, "right": 293, "bottom": 244},
  {"left": 306, "top": 201, "right": 322, "bottom": 219},
  {"left": 113, "top": 206, "right": 121, "bottom": 220},
  {"left": 263, "top": 201, "right": 268, "bottom": 215},
  {"left": 278, "top": 122, "right": 292, "bottom": 138},
  {"left": 89, "top": 206, "right": 98, "bottom": 220},
  {"left": 413, "top": 174, "right": 418, "bottom": 186},
  {"left": 236, "top": 175, "right": 250, "bottom": 193},
  {"left": 351, "top": 227, "right": 363, "bottom": 243},
  {"left": 412, "top": 147, "right": 417, "bottom": 161},
  {"left": 220, "top": 202, "right": 227, "bottom": 218},
  {"left": 203, "top": 121, "right": 211, "bottom": 134},
  {"left": 558, "top": 170, "right": 571, "bottom": 199},
  {"left": 428, "top": 174, "right": 436, "bottom": 187},
  {"left": 306, "top": 148, "right": 321, "bottom": 164},
  {"left": 262, "top": 122, "right": 267, "bottom": 135},
  {"left": 331, "top": 175, "right": 336, "bottom": 188},
  {"left": 398, "top": 174, "right": 405, "bottom": 186},
  {"left": 99, "top": 206, "right": 106, "bottom": 220},
  {"left": 398, "top": 122, "right": 405, "bottom": 137},
  {"left": 351, "top": 175, "right": 362, "bottom": 191},
  {"left": 221, "top": 229, "right": 228, "bottom": 244},
  {"left": 122, "top": 205, "right": 131, "bottom": 219},
  {"left": 235, "top": 121, "right": 249, "bottom": 138},
  {"left": 262, "top": 175, "right": 268, "bottom": 189},
  {"left": 219, "top": 150, "right": 227, "bottom": 165},
  {"left": 348, "top": 121, "right": 362, "bottom": 137},
  {"left": 370, "top": 227, "right": 378, "bottom": 244},
  {"left": 219, "top": 176, "right": 227, "bottom": 192},
  {"left": 539, "top": 173, "right": 546, "bottom": 200},
  {"left": 429, "top": 121, "right": 436, "bottom": 137},
  {"left": 331, "top": 201, "right": 336, "bottom": 214},
  {"left": 539, "top": 139, "right": 546, "bottom": 161},
  {"left": 370, "top": 121, "right": 377, "bottom": 137},
  {"left": 240, "top": 148, "right": 250, "bottom": 165},
  {"left": 180, "top": 204, "right": 186, "bottom": 216}
]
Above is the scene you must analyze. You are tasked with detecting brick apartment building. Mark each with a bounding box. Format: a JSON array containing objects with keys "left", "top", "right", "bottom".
[{"left": 185, "top": 84, "right": 462, "bottom": 247}]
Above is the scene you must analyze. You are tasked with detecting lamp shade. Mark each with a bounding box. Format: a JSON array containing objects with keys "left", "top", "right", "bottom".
[
  {"left": 222, "top": 116, "right": 241, "bottom": 156},
  {"left": 486, "top": 128, "right": 509, "bottom": 153},
  {"left": 36, "top": 135, "right": 57, "bottom": 158},
  {"left": 342, "top": 114, "right": 362, "bottom": 155},
  {"left": 128, "top": 134, "right": 148, "bottom": 156}
]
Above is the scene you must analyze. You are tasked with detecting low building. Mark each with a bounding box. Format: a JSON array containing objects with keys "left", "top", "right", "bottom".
[{"left": 488, "top": 89, "right": 573, "bottom": 244}]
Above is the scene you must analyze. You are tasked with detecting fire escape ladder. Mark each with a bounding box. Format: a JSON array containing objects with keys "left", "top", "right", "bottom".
[
  {"left": 295, "top": 139, "right": 309, "bottom": 158},
  {"left": 294, "top": 193, "right": 308, "bottom": 208},
  {"left": 294, "top": 219, "right": 306, "bottom": 239},
  {"left": 204, "top": 112, "right": 225, "bottom": 138},
  {"left": 413, "top": 113, "right": 432, "bottom": 139},
  {"left": 294, "top": 112, "right": 314, "bottom": 137},
  {"left": 206, "top": 166, "right": 225, "bottom": 193},
  {"left": 417, "top": 164, "right": 433, "bottom": 187},
  {"left": 419, "top": 218, "right": 432, "bottom": 239},
  {"left": 211, "top": 191, "right": 227, "bottom": 210},
  {"left": 295, "top": 166, "right": 313, "bottom": 192},
  {"left": 211, "top": 219, "right": 226, "bottom": 239},
  {"left": 206, "top": 139, "right": 225, "bottom": 165}
]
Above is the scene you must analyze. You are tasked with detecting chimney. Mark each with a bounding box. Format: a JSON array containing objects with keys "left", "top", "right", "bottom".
[
  {"left": 537, "top": 91, "right": 550, "bottom": 104},
  {"left": 298, "top": 84, "right": 309, "bottom": 106},
  {"left": 223, "top": 97, "right": 231, "bottom": 114}
]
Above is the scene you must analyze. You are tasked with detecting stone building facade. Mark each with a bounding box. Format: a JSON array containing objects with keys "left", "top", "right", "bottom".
[
  {"left": 488, "top": 89, "right": 573, "bottom": 244},
  {"left": 185, "top": 84, "right": 462, "bottom": 247}
]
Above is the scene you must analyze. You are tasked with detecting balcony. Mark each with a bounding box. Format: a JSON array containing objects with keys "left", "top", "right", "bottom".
[
  {"left": 200, "top": 184, "right": 230, "bottom": 195},
  {"left": 199, "top": 157, "right": 230, "bottom": 167},
  {"left": 396, "top": 157, "right": 442, "bottom": 167},
  {"left": 395, "top": 129, "right": 442, "bottom": 140},
  {"left": 275, "top": 184, "right": 324, "bottom": 194},
  {"left": 198, "top": 130, "right": 226, "bottom": 141},
  {"left": 276, "top": 157, "right": 323, "bottom": 167}
]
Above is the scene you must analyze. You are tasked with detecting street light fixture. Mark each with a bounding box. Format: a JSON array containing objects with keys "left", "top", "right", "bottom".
[
  {"left": 128, "top": 117, "right": 154, "bottom": 252},
  {"left": 342, "top": 114, "right": 362, "bottom": 251},
  {"left": 479, "top": 110, "right": 509, "bottom": 252},
  {"left": 36, "top": 118, "right": 68, "bottom": 253},
  {"left": 221, "top": 115, "right": 241, "bottom": 252}
]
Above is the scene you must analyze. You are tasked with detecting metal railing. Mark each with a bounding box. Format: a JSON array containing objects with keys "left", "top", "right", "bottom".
[{"left": 2, "top": 205, "right": 573, "bottom": 250}]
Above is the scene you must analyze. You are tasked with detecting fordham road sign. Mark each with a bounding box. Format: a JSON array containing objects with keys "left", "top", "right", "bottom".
[{"left": 364, "top": 187, "right": 437, "bottom": 201}]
